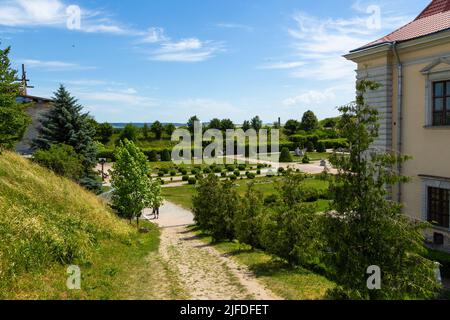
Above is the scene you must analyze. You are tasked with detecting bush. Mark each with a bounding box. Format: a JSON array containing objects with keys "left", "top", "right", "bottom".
[
  {"left": 238, "top": 164, "right": 247, "bottom": 171},
  {"left": 161, "top": 167, "right": 170, "bottom": 174},
  {"left": 188, "top": 177, "right": 197, "bottom": 185},
  {"left": 179, "top": 168, "right": 188, "bottom": 175},
  {"left": 257, "top": 164, "right": 265, "bottom": 169},
  {"left": 170, "top": 170, "right": 177, "bottom": 177},
  {"left": 192, "top": 175, "right": 239, "bottom": 241},
  {"left": 246, "top": 172, "right": 256, "bottom": 179},
  {"left": 97, "top": 149, "right": 116, "bottom": 162},
  {"left": 234, "top": 170, "right": 241, "bottom": 177},
  {"left": 226, "top": 165, "right": 235, "bottom": 172},
  {"left": 160, "top": 149, "right": 171, "bottom": 161},
  {"left": 229, "top": 174, "right": 237, "bottom": 181},
  {"left": 425, "top": 249, "right": 450, "bottom": 278},
  {"left": 182, "top": 175, "right": 189, "bottom": 182},
  {"left": 306, "top": 141, "right": 315, "bottom": 152},
  {"left": 144, "top": 150, "right": 158, "bottom": 162},
  {"left": 264, "top": 194, "right": 278, "bottom": 205},
  {"left": 256, "top": 169, "right": 261, "bottom": 175},
  {"left": 319, "top": 138, "right": 348, "bottom": 150},
  {"left": 278, "top": 167, "right": 285, "bottom": 174},
  {"left": 302, "top": 155, "right": 310, "bottom": 164},
  {"left": 214, "top": 167, "right": 223, "bottom": 173},
  {"left": 191, "top": 168, "right": 200, "bottom": 175},
  {"left": 316, "top": 141, "right": 326, "bottom": 153},
  {"left": 221, "top": 172, "right": 227, "bottom": 178},
  {"left": 158, "top": 171, "right": 165, "bottom": 177},
  {"left": 33, "top": 144, "right": 84, "bottom": 181},
  {"left": 234, "top": 184, "right": 263, "bottom": 249},
  {"left": 279, "top": 147, "right": 293, "bottom": 163},
  {"left": 203, "top": 167, "right": 211, "bottom": 174}
]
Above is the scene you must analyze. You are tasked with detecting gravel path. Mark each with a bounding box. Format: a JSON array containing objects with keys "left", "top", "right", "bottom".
[{"left": 143, "top": 202, "right": 280, "bottom": 300}]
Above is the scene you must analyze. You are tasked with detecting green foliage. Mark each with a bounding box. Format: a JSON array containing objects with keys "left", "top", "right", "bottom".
[
  {"left": 33, "top": 144, "right": 84, "bottom": 180},
  {"left": 192, "top": 175, "right": 238, "bottom": 241},
  {"left": 234, "top": 183, "right": 263, "bottom": 249},
  {"left": 208, "top": 118, "right": 221, "bottom": 130},
  {"left": 160, "top": 149, "right": 171, "bottom": 161},
  {"left": 300, "top": 110, "right": 319, "bottom": 132},
  {"left": 316, "top": 141, "right": 326, "bottom": 153},
  {"left": 33, "top": 85, "right": 97, "bottom": 190},
  {"left": 188, "top": 177, "right": 197, "bottom": 185},
  {"left": 151, "top": 121, "right": 164, "bottom": 140},
  {"left": 182, "top": 175, "right": 189, "bottom": 182},
  {"left": 220, "top": 118, "right": 235, "bottom": 131},
  {"left": 279, "top": 147, "right": 293, "bottom": 163},
  {"left": 322, "top": 80, "right": 439, "bottom": 300},
  {"left": 306, "top": 141, "right": 315, "bottom": 152},
  {"left": 187, "top": 116, "right": 200, "bottom": 134},
  {"left": 302, "top": 154, "right": 310, "bottom": 164},
  {"left": 284, "top": 119, "right": 300, "bottom": 135},
  {"left": 250, "top": 116, "right": 263, "bottom": 132},
  {"left": 118, "top": 124, "right": 138, "bottom": 142},
  {"left": 164, "top": 123, "right": 176, "bottom": 136},
  {"left": 142, "top": 123, "right": 150, "bottom": 140},
  {"left": 242, "top": 120, "right": 251, "bottom": 131},
  {"left": 111, "top": 140, "right": 161, "bottom": 224},
  {"left": 0, "top": 46, "right": 31, "bottom": 150},
  {"left": 96, "top": 122, "right": 114, "bottom": 144}
]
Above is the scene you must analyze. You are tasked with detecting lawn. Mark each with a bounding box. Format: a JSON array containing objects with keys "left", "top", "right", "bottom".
[
  {"left": 293, "top": 152, "right": 330, "bottom": 162},
  {"left": 190, "top": 226, "right": 336, "bottom": 300},
  {"left": 162, "top": 176, "right": 330, "bottom": 211}
]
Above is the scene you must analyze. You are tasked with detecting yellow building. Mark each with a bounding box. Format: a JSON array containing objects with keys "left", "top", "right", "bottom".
[{"left": 345, "top": 0, "right": 450, "bottom": 250}]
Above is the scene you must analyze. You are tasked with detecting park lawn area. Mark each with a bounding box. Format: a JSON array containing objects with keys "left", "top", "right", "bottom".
[
  {"left": 162, "top": 177, "right": 330, "bottom": 211},
  {"left": 293, "top": 152, "right": 330, "bottom": 162},
  {"left": 189, "top": 226, "right": 336, "bottom": 300}
]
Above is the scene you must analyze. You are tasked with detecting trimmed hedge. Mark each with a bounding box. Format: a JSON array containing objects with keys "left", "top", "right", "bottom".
[{"left": 319, "top": 138, "right": 348, "bottom": 150}]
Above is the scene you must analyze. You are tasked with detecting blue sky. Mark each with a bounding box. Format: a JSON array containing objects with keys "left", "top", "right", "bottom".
[{"left": 0, "top": 0, "right": 430, "bottom": 123}]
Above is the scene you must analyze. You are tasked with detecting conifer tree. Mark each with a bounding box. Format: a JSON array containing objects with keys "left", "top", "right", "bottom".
[{"left": 0, "top": 46, "right": 30, "bottom": 150}]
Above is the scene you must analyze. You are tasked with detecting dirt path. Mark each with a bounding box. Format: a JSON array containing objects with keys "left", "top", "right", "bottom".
[{"left": 143, "top": 202, "right": 280, "bottom": 300}]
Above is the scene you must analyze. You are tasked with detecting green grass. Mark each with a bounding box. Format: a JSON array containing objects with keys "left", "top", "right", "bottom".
[
  {"left": 189, "top": 226, "right": 336, "bottom": 300},
  {"left": 293, "top": 152, "right": 330, "bottom": 162},
  {"left": 0, "top": 151, "right": 183, "bottom": 300},
  {"left": 162, "top": 176, "right": 330, "bottom": 211}
]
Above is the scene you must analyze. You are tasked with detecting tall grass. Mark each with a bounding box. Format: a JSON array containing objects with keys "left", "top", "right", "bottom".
[{"left": 0, "top": 151, "right": 132, "bottom": 296}]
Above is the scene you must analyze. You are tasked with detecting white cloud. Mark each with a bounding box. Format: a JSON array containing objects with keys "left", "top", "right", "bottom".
[
  {"left": 283, "top": 89, "right": 336, "bottom": 107},
  {"left": 0, "top": 0, "right": 66, "bottom": 26},
  {"left": 258, "top": 61, "right": 305, "bottom": 70},
  {"left": 78, "top": 91, "right": 156, "bottom": 107},
  {"left": 141, "top": 27, "right": 168, "bottom": 43},
  {"left": 149, "top": 38, "right": 225, "bottom": 62},
  {"left": 20, "top": 59, "right": 95, "bottom": 71},
  {"left": 216, "top": 23, "right": 253, "bottom": 31}
]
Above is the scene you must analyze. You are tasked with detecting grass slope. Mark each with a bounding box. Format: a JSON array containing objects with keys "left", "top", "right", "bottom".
[{"left": 0, "top": 151, "right": 183, "bottom": 299}]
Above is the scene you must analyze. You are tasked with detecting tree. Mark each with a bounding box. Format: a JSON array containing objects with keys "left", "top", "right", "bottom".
[
  {"left": 220, "top": 119, "right": 235, "bottom": 131},
  {"left": 242, "top": 120, "right": 251, "bottom": 131},
  {"left": 316, "top": 141, "right": 326, "bottom": 153},
  {"left": 300, "top": 110, "right": 318, "bottom": 132},
  {"left": 187, "top": 116, "right": 200, "bottom": 134},
  {"left": 0, "top": 46, "right": 30, "bottom": 150},
  {"left": 33, "top": 144, "right": 84, "bottom": 180},
  {"left": 142, "top": 123, "right": 150, "bottom": 140},
  {"left": 151, "top": 121, "right": 164, "bottom": 140},
  {"left": 284, "top": 119, "right": 300, "bottom": 135},
  {"left": 96, "top": 122, "right": 113, "bottom": 144},
  {"left": 234, "top": 183, "right": 263, "bottom": 249},
  {"left": 322, "top": 80, "right": 439, "bottom": 300},
  {"left": 118, "top": 124, "right": 138, "bottom": 143},
  {"left": 111, "top": 139, "right": 160, "bottom": 226},
  {"left": 250, "top": 116, "right": 263, "bottom": 132},
  {"left": 34, "top": 85, "right": 98, "bottom": 189},
  {"left": 165, "top": 123, "right": 176, "bottom": 136},
  {"left": 279, "top": 147, "right": 293, "bottom": 163},
  {"left": 208, "top": 118, "right": 221, "bottom": 130},
  {"left": 161, "top": 149, "right": 171, "bottom": 161},
  {"left": 320, "top": 117, "right": 339, "bottom": 129}
]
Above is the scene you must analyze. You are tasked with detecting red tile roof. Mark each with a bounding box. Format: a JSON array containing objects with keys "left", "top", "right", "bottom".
[{"left": 353, "top": 0, "right": 450, "bottom": 51}]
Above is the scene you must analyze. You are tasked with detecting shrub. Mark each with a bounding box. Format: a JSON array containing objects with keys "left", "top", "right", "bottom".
[
  {"left": 192, "top": 175, "right": 238, "bottom": 241},
  {"left": 229, "top": 174, "right": 237, "bottom": 181},
  {"left": 214, "top": 167, "right": 222, "bottom": 173},
  {"left": 316, "top": 141, "right": 326, "bottom": 153},
  {"left": 160, "top": 149, "right": 171, "bottom": 162},
  {"left": 306, "top": 141, "right": 315, "bottom": 152},
  {"left": 33, "top": 144, "right": 84, "bottom": 181},
  {"left": 226, "top": 165, "right": 235, "bottom": 172},
  {"left": 278, "top": 167, "right": 285, "bottom": 174},
  {"left": 279, "top": 147, "right": 293, "bottom": 163},
  {"left": 188, "top": 177, "right": 197, "bottom": 185},
  {"left": 319, "top": 138, "right": 348, "bottom": 150},
  {"left": 191, "top": 168, "right": 200, "bottom": 175},
  {"left": 256, "top": 169, "right": 261, "bottom": 175},
  {"left": 234, "top": 184, "right": 264, "bottom": 249},
  {"left": 158, "top": 171, "right": 165, "bottom": 177},
  {"left": 238, "top": 164, "right": 246, "bottom": 171},
  {"left": 182, "top": 175, "right": 189, "bottom": 182},
  {"left": 170, "top": 170, "right": 177, "bottom": 177},
  {"left": 144, "top": 150, "right": 158, "bottom": 162},
  {"left": 203, "top": 167, "right": 211, "bottom": 174},
  {"left": 162, "top": 167, "right": 170, "bottom": 174},
  {"left": 234, "top": 170, "right": 241, "bottom": 177},
  {"left": 179, "top": 168, "right": 188, "bottom": 175},
  {"left": 221, "top": 172, "right": 227, "bottom": 178},
  {"left": 302, "top": 155, "right": 310, "bottom": 164},
  {"left": 257, "top": 164, "right": 265, "bottom": 169},
  {"left": 246, "top": 172, "right": 256, "bottom": 179},
  {"left": 264, "top": 194, "right": 278, "bottom": 205}
]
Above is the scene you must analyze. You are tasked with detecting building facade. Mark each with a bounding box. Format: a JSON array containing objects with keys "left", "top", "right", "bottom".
[{"left": 345, "top": 0, "right": 450, "bottom": 250}]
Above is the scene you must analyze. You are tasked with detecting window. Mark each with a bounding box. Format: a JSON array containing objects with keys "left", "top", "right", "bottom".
[
  {"left": 428, "top": 187, "right": 450, "bottom": 228},
  {"left": 432, "top": 81, "right": 450, "bottom": 126}
]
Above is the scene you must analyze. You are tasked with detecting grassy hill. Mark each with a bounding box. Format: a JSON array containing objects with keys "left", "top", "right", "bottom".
[{"left": 0, "top": 151, "right": 182, "bottom": 299}]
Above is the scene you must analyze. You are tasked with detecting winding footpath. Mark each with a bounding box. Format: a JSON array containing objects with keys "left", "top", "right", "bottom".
[{"left": 143, "top": 202, "right": 280, "bottom": 300}]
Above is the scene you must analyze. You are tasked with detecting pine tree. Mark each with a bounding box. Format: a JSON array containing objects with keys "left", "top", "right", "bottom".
[
  {"left": 323, "top": 80, "right": 439, "bottom": 299},
  {"left": 34, "top": 85, "right": 98, "bottom": 188},
  {"left": 0, "top": 46, "right": 30, "bottom": 150}
]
